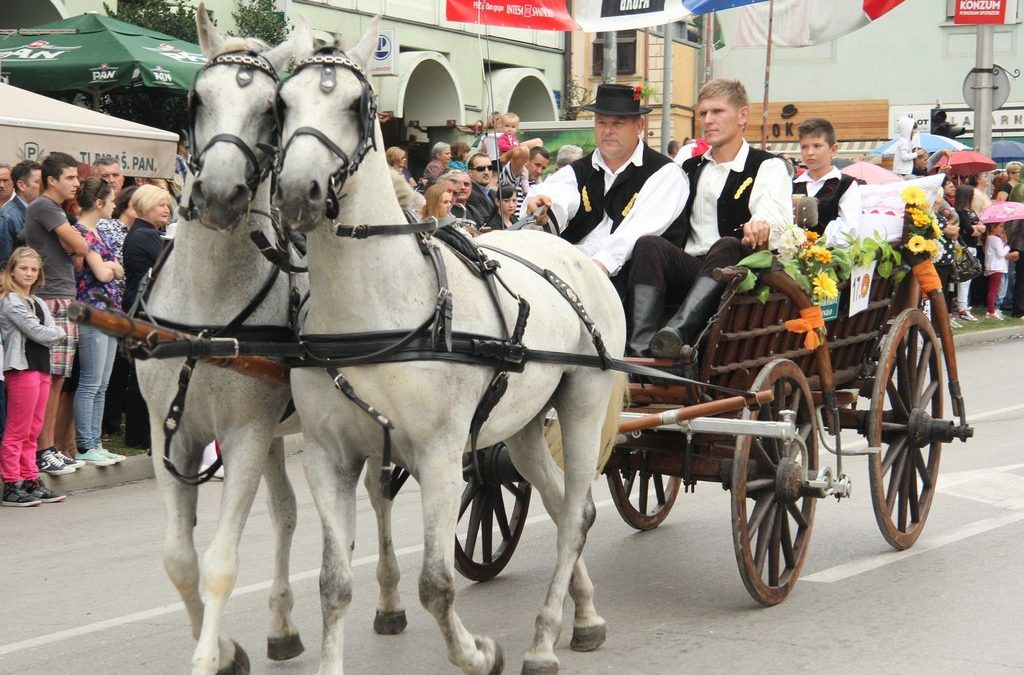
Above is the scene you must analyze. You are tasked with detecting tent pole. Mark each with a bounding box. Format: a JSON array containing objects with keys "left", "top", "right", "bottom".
[{"left": 760, "top": 0, "right": 775, "bottom": 150}]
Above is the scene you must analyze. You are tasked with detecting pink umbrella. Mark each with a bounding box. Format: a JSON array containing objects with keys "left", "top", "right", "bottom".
[
  {"left": 842, "top": 162, "right": 903, "bottom": 185},
  {"left": 979, "top": 201, "right": 1024, "bottom": 224}
]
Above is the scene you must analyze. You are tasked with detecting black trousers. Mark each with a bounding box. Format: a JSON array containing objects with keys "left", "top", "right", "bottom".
[
  {"left": 102, "top": 352, "right": 130, "bottom": 435},
  {"left": 1014, "top": 255, "right": 1024, "bottom": 317},
  {"left": 628, "top": 235, "right": 753, "bottom": 303},
  {"left": 124, "top": 361, "right": 151, "bottom": 448}
]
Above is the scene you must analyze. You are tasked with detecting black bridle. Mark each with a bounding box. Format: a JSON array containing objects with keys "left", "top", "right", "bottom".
[
  {"left": 184, "top": 50, "right": 281, "bottom": 219},
  {"left": 274, "top": 48, "right": 378, "bottom": 220}
]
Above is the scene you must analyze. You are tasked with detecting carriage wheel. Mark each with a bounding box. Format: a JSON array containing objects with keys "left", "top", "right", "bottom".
[
  {"left": 868, "top": 308, "right": 943, "bottom": 550},
  {"left": 454, "top": 445, "right": 532, "bottom": 582},
  {"left": 606, "top": 463, "right": 682, "bottom": 531},
  {"left": 732, "top": 358, "right": 819, "bottom": 607}
]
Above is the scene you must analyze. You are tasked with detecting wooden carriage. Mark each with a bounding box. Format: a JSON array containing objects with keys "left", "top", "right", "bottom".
[{"left": 455, "top": 261, "right": 972, "bottom": 606}]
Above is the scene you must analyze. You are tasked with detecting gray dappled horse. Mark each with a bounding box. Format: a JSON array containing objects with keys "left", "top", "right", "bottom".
[{"left": 273, "top": 21, "right": 628, "bottom": 675}]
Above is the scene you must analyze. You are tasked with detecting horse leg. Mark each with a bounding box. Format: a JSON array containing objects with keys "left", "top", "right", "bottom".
[
  {"left": 302, "top": 440, "right": 363, "bottom": 675},
  {"left": 262, "top": 436, "right": 305, "bottom": 660},
  {"left": 192, "top": 428, "right": 273, "bottom": 675},
  {"left": 417, "top": 451, "right": 504, "bottom": 675},
  {"left": 364, "top": 464, "right": 407, "bottom": 635}
]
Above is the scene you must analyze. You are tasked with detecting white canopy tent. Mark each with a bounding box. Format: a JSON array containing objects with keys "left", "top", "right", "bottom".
[{"left": 0, "top": 83, "right": 177, "bottom": 178}]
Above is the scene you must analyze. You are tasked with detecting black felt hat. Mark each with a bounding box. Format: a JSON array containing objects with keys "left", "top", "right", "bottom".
[{"left": 582, "top": 83, "right": 651, "bottom": 116}]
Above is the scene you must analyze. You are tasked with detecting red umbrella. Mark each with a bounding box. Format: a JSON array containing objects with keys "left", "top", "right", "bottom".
[
  {"left": 841, "top": 162, "right": 903, "bottom": 185},
  {"left": 933, "top": 150, "right": 996, "bottom": 175}
]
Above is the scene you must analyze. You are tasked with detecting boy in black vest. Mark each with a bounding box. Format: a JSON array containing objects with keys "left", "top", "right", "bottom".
[
  {"left": 523, "top": 84, "right": 688, "bottom": 297},
  {"left": 628, "top": 79, "right": 792, "bottom": 357},
  {"left": 792, "top": 117, "right": 861, "bottom": 246}
]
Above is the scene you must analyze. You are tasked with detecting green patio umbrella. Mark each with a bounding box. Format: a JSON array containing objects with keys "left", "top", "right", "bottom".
[{"left": 0, "top": 13, "right": 206, "bottom": 107}]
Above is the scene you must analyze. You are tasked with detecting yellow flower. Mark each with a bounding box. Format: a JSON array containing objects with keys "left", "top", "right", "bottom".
[
  {"left": 581, "top": 186, "right": 592, "bottom": 213},
  {"left": 911, "top": 209, "right": 932, "bottom": 226},
  {"left": 621, "top": 192, "right": 638, "bottom": 217},
  {"left": 812, "top": 272, "right": 839, "bottom": 301},
  {"left": 805, "top": 231, "right": 820, "bottom": 242},
  {"left": 931, "top": 218, "right": 943, "bottom": 238},
  {"left": 814, "top": 247, "right": 833, "bottom": 263},
  {"left": 901, "top": 186, "right": 928, "bottom": 207},
  {"left": 907, "top": 234, "right": 928, "bottom": 253},
  {"left": 923, "top": 239, "right": 939, "bottom": 255},
  {"left": 734, "top": 177, "right": 754, "bottom": 200}
]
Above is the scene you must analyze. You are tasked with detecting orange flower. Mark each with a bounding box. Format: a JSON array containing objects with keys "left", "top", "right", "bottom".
[{"left": 805, "top": 231, "right": 820, "bottom": 242}]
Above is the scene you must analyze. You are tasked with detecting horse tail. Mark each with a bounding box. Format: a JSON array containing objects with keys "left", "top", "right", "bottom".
[{"left": 596, "top": 372, "right": 628, "bottom": 475}]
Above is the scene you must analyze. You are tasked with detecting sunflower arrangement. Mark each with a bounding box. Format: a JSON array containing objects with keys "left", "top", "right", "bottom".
[
  {"left": 901, "top": 185, "right": 944, "bottom": 262},
  {"left": 736, "top": 224, "right": 853, "bottom": 305}
]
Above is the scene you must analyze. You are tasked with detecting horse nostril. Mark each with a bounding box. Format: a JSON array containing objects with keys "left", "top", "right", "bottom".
[
  {"left": 308, "top": 181, "right": 322, "bottom": 206},
  {"left": 227, "top": 183, "right": 250, "bottom": 213},
  {"left": 190, "top": 180, "right": 206, "bottom": 209}
]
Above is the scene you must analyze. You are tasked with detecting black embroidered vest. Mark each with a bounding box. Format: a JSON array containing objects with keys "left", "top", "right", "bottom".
[
  {"left": 662, "top": 147, "right": 776, "bottom": 249},
  {"left": 561, "top": 144, "right": 671, "bottom": 244},
  {"left": 792, "top": 174, "right": 855, "bottom": 234}
]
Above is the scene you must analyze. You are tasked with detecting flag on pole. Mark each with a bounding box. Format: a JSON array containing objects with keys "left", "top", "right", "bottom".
[
  {"left": 576, "top": 0, "right": 766, "bottom": 33},
  {"left": 731, "top": 0, "right": 907, "bottom": 48},
  {"left": 446, "top": 0, "right": 576, "bottom": 31}
]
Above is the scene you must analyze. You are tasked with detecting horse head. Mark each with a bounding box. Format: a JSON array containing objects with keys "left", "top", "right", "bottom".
[
  {"left": 273, "top": 20, "right": 381, "bottom": 232},
  {"left": 185, "top": 3, "right": 311, "bottom": 230}
]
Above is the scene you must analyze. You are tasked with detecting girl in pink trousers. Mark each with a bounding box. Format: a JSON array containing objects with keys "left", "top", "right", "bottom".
[{"left": 1, "top": 247, "right": 68, "bottom": 507}]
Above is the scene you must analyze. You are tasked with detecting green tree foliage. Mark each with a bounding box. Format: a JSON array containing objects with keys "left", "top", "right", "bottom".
[
  {"left": 232, "top": 0, "right": 289, "bottom": 46},
  {"left": 100, "top": 0, "right": 209, "bottom": 136}
]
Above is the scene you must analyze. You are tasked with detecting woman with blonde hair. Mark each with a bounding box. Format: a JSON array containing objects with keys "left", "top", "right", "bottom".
[
  {"left": 386, "top": 146, "right": 416, "bottom": 188},
  {"left": 420, "top": 184, "right": 453, "bottom": 220}
]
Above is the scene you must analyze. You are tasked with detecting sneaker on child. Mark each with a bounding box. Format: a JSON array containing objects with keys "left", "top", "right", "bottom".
[
  {"left": 22, "top": 478, "right": 66, "bottom": 503},
  {"left": 94, "top": 445, "right": 127, "bottom": 463},
  {"left": 957, "top": 309, "right": 979, "bottom": 322},
  {"left": 2, "top": 481, "right": 42, "bottom": 507},
  {"left": 56, "top": 449, "right": 85, "bottom": 470},
  {"left": 986, "top": 310, "right": 1005, "bottom": 320},
  {"left": 37, "top": 448, "right": 76, "bottom": 476},
  {"left": 75, "top": 448, "right": 117, "bottom": 466}
]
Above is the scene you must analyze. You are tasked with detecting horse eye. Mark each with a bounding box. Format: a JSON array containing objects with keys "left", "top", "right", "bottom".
[{"left": 348, "top": 99, "right": 361, "bottom": 114}]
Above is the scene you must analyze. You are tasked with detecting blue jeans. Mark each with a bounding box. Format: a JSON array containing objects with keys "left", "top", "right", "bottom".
[{"left": 74, "top": 324, "right": 118, "bottom": 451}]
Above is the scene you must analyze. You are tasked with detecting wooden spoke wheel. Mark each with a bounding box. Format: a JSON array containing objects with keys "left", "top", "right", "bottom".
[
  {"left": 606, "top": 461, "right": 682, "bottom": 531},
  {"left": 454, "top": 444, "right": 532, "bottom": 582},
  {"left": 732, "top": 358, "right": 819, "bottom": 607},
  {"left": 868, "top": 308, "right": 943, "bottom": 550}
]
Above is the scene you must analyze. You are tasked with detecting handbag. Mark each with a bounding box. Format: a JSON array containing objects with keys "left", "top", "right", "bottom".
[{"left": 952, "top": 242, "right": 983, "bottom": 282}]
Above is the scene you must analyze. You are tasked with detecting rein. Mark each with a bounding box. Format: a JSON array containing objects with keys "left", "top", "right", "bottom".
[{"left": 183, "top": 50, "right": 280, "bottom": 221}]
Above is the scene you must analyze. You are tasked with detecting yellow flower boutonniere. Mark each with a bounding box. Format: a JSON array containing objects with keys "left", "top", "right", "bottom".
[
  {"left": 582, "top": 186, "right": 592, "bottom": 213},
  {"left": 621, "top": 192, "right": 638, "bottom": 217},
  {"left": 734, "top": 176, "right": 754, "bottom": 200}
]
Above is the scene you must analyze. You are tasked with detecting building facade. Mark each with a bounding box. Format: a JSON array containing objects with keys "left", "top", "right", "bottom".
[{"left": 710, "top": 0, "right": 1024, "bottom": 155}]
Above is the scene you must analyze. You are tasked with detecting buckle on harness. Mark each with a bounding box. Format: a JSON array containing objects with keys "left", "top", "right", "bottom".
[
  {"left": 348, "top": 223, "right": 369, "bottom": 239},
  {"left": 473, "top": 340, "right": 526, "bottom": 372},
  {"left": 208, "top": 337, "right": 241, "bottom": 358}
]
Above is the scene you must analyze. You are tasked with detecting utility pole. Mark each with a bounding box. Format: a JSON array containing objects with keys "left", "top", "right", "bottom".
[
  {"left": 973, "top": 24, "right": 994, "bottom": 158},
  {"left": 661, "top": 22, "right": 673, "bottom": 153},
  {"left": 602, "top": 32, "right": 617, "bottom": 84},
  {"left": 760, "top": 0, "right": 776, "bottom": 150},
  {"left": 701, "top": 14, "right": 714, "bottom": 84}
]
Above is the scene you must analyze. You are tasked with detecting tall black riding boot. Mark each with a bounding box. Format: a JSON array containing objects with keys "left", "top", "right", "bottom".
[
  {"left": 649, "top": 276, "right": 726, "bottom": 359},
  {"left": 627, "top": 285, "right": 666, "bottom": 357}
]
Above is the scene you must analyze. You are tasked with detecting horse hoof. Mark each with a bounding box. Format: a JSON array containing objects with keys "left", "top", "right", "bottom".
[
  {"left": 570, "top": 623, "right": 606, "bottom": 652},
  {"left": 519, "top": 657, "right": 558, "bottom": 675},
  {"left": 267, "top": 633, "right": 305, "bottom": 661},
  {"left": 216, "top": 642, "right": 250, "bottom": 675},
  {"left": 484, "top": 639, "right": 504, "bottom": 675},
  {"left": 373, "top": 609, "right": 408, "bottom": 635}
]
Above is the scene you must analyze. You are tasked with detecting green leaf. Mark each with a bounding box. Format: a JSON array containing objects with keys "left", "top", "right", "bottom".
[
  {"left": 795, "top": 273, "right": 812, "bottom": 293},
  {"left": 755, "top": 285, "right": 771, "bottom": 304},
  {"left": 735, "top": 270, "right": 757, "bottom": 293},
  {"left": 893, "top": 269, "right": 908, "bottom": 283},
  {"left": 877, "top": 259, "right": 892, "bottom": 278},
  {"left": 737, "top": 250, "right": 774, "bottom": 269}
]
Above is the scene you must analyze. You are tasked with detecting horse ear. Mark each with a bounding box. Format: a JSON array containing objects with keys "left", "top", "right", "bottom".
[
  {"left": 266, "top": 13, "right": 312, "bottom": 70},
  {"left": 195, "top": 3, "right": 224, "bottom": 58},
  {"left": 349, "top": 16, "right": 381, "bottom": 71}
]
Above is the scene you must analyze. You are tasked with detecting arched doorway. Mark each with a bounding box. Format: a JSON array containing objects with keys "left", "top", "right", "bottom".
[{"left": 485, "top": 68, "right": 558, "bottom": 122}]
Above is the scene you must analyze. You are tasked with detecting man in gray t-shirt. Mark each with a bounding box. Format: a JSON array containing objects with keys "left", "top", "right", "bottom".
[{"left": 21, "top": 151, "right": 89, "bottom": 469}]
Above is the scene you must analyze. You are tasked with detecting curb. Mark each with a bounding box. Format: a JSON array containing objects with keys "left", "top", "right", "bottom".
[
  {"left": 55, "top": 330, "right": 1016, "bottom": 496},
  {"left": 48, "top": 454, "right": 155, "bottom": 494}
]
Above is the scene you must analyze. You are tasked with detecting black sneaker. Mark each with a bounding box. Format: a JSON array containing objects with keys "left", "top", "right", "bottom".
[
  {"left": 22, "top": 478, "right": 67, "bottom": 504},
  {"left": 37, "top": 448, "right": 76, "bottom": 476},
  {"left": 2, "top": 481, "right": 42, "bottom": 507}
]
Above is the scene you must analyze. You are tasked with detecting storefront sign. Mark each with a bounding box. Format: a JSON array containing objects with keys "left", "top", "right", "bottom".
[
  {"left": 953, "top": 0, "right": 1010, "bottom": 24},
  {"left": 890, "top": 104, "right": 1024, "bottom": 137},
  {"left": 446, "top": 0, "right": 575, "bottom": 30},
  {"left": 744, "top": 100, "right": 889, "bottom": 143},
  {"left": 369, "top": 29, "right": 398, "bottom": 77}
]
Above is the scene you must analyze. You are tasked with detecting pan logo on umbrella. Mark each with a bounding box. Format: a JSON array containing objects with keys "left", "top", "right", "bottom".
[
  {"left": 0, "top": 41, "right": 81, "bottom": 61},
  {"left": 145, "top": 43, "right": 206, "bottom": 64},
  {"left": 91, "top": 63, "right": 118, "bottom": 82},
  {"left": 150, "top": 66, "right": 174, "bottom": 84}
]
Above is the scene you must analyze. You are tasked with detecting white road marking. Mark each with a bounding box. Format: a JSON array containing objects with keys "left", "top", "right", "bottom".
[{"left": 6, "top": 402, "right": 1024, "bottom": 655}]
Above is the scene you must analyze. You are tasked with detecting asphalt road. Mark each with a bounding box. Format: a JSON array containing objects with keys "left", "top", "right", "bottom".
[{"left": 2, "top": 335, "right": 1023, "bottom": 674}]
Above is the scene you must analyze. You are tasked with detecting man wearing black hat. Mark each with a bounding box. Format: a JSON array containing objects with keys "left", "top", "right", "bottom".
[{"left": 522, "top": 83, "right": 688, "bottom": 292}]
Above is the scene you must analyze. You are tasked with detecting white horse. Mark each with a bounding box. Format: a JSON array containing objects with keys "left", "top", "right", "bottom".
[
  {"left": 135, "top": 10, "right": 309, "bottom": 674},
  {"left": 274, "top": 25, "right": 627, "bottom": 675}
]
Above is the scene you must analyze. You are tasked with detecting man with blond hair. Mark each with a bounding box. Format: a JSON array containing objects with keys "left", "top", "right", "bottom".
[{"left": 630, "top": 78, "right": 792, "bottom": 357}]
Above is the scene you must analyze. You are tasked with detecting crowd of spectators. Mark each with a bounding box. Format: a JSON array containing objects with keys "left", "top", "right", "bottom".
[{"left": 0, "top": 150, "right": 176, "bottom": 507}]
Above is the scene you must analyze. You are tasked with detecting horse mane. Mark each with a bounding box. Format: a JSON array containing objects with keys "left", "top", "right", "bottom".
[{"left": 391, "top": 170, "right": 425, "bottom": 212}]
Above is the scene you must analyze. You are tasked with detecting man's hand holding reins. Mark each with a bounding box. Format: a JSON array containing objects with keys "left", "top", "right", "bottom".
[
  {"left": 741, "top": 219, "right": 771, "bottom": 248},
  {"left": 525, "top": 195, "right": 553, "bottom": 226}
]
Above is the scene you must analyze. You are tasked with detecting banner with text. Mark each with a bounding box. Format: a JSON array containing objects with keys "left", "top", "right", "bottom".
[
  {"left": 446, "top": 0, "right": 576, "bottom": 30},
  {"left": 954, "top": 0, "right": 1011, "bottom": 24}
]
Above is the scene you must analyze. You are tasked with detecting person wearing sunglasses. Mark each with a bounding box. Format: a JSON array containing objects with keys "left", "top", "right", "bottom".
[{"left": 465, "top": 153, "right": 498, "bottom": 226}]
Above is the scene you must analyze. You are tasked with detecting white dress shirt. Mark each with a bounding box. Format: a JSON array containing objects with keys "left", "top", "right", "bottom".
[
  {"left": 687, "top": 140, "right": 793, "bottom": 256},
  {"left": 793, "top": 166, "right": 862, "bottom": 247},
  {"left": 522, "top": 138, "right": 688, "bottom": 276}
]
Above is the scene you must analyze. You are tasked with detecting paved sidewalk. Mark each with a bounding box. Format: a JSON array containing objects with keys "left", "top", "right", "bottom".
[{"left": 48, "top": 327, "right": 1021, "bottom": 494}]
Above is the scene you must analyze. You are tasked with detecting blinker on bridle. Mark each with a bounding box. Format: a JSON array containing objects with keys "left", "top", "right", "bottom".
[
  {"left": 274, "top": 49, "right": 378, "bottom": 220},
  {"left": 185, "top": 50, "right": 281, "bottom": 219}
]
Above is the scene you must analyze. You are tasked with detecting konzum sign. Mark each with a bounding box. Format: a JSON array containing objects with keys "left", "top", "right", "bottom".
[{"left": 954, "top": 0, "right": 1010, "bottom": 24}]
